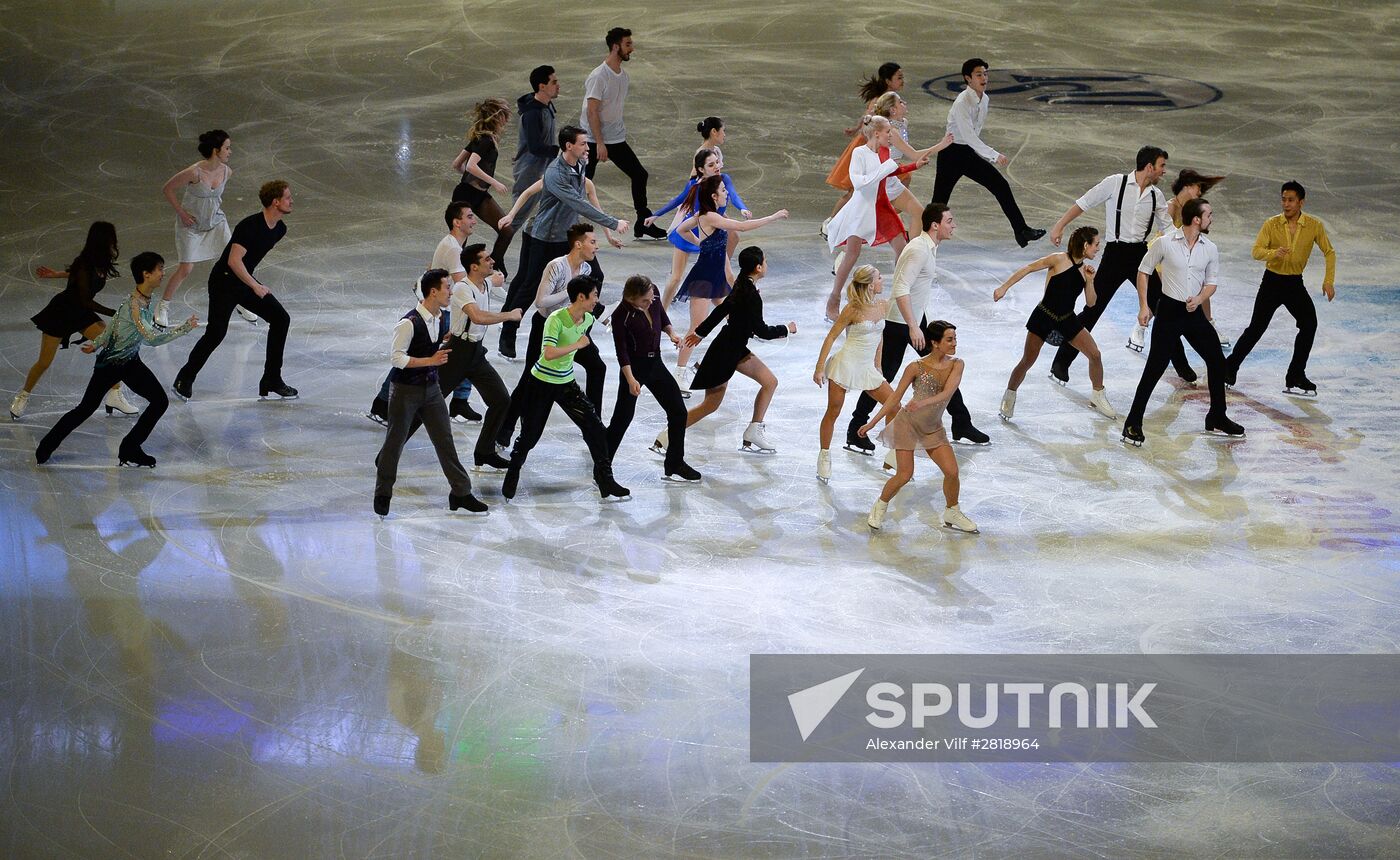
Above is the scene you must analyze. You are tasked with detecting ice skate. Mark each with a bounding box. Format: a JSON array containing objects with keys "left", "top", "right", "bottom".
[
  {"left": 1089, "top": 387, "right": 1116, "bottom": 419},
  {"left": 1126, "top": 324, "right": 1146, "bottom": 353},
  {"left": 104, "top": 385, "right": 139, "bottom": 416},
  {"left": 941, "top": 505, "right": 979, "bottom": 534},
  {"left": 998, "top": 389, "right": 1016, "bottom": 421},
  {"left": 740, "top": 421, "right": 776, "bottom": 454},
  {"left": 1283, "top": 375, "right": 1317, "bottom": 397},
  {"left": 11, "top": 389, "right": 32, "bottom": 420},
  {"left": 867, "top": 499, "right": 887, "bottom": 530},
  {"left": 816, "top": 449, "right": 832, "bottom": 484}
]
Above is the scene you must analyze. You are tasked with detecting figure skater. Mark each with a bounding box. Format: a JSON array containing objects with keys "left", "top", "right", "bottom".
[
  {"left": 670, "top": 176, "right": 788, "bottom": 392},
  {"left": 642, "top": 148, "right": 744, "bottom": 310},
  {"left": 992, "top": 226, "right": 1117, "bottom": 421},
  {"left": 873, "top": 91, "right": 954, "bottom": 234},
  {"left": 13, "top": 222, "right": 134, "bottom": 420},
  {"left": 156, "top": 130, "right": 253, "bottom": 327},
  {"left": 651, "top": 246, "right": 795, "bottom": 456},
  {"left": 824, "top": 115, "right": 930, "bottom": 321},
  {"left": 1129, "top": 168, "right": 1227, "bottom": 359},
  {"left": 822, "top": 62, "right": 905, "bottom": 233},
  {"left": 36, "top": 252, "right": 198, "bottom": 467},
  {"left": 607, "top": 275, "right": 700, "bottom": 482},
  {"left": 858, "top": 320, "right": 977, "bottom": 534},
  {"left": 451, "top": 98, "right": 517, "bottom": 275},
  {"left": 812, "top": 265, "right": 895, "bottom": 483}
]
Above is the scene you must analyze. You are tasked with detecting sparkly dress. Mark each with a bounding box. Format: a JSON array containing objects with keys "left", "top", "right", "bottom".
[
  {"left": 676, "top": 226, "right": 730, "bottom": 301},
  {"left": 877, "top": 359, "right": 959, "bottom": 451}
]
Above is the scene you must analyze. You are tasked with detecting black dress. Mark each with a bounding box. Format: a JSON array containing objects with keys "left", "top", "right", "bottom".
[
  {"left": 31, "top": 260, "right": 115, "bottom": 346},
  {"left": 689, "top": 276, "right": 789, "bottom": 391},
  {"left": 1026, "top": 260, "right": 1087, "bottom": 346},
  {"left": 451, "top": 136, "right": 499, "bottom": 209}
]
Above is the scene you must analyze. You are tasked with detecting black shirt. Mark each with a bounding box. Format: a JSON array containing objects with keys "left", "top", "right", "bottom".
[
  {"left": 463, "top": 136, "right": 499, "bottom": 187},
  {"left": 217, "top": 212, "right": 287, "bottom": 278}
]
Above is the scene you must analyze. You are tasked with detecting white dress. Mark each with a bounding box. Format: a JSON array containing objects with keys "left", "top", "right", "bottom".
[
  {"left": 824, "top": 317, "right": 885, "bottom": 391},
  {"left": 174, "top": 165, "right": 232, "bottom": 264},
  {"left": 826, "top": 145, "right": 900, "bottom": 252}
]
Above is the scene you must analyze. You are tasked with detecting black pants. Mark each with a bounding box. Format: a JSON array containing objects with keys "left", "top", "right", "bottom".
[
  {"left": 1146, "top": 270, "right": 1195, "bottom": 378},
  {"left": 404, "top": 336, "right": 510, "bottom": 463},
  {"left": 1125, "top": 296, "right": 1228, "bottom": 427},
  {"left": 585, "top": 140, "right": 650, "bottom": 218},
  {"left": 1052, "top": 241, "right": 1146, "bottom": 373},
  {"left": 847, "top": 318, "right": 973, "bottom": 436},
  {"left": 1228, "top": 271, "right": 1316, "bottom": 380},
  {"left": 179, "top": 272, "right": 291, "bottom": 386},
  {"left": 375, "top": 381, "right": 473, "bottom": 498},
  {"left": 498, "top": 311, "right": 606, "bottom": 446},
  {"left": 500, "top": 235, "right": 565, "bottom": 354},
  {"left": 37, "top": 358, "right": 168, "bottom": 458},
  {"left": 607, "top": 355, "right": 687, "bottom": 472},
  {"left": 510, "top": 373, "right": 614, "bottom": 481},
  {"left": 931, "top": 143, "right": 1029, "bottom": 235}
]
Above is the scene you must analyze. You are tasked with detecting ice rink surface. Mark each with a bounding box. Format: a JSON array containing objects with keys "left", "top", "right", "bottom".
[{"left": 3, "top": 1, "right": 1399, "bottom": 857}]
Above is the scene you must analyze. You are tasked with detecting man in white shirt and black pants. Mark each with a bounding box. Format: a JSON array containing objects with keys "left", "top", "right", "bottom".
[
  {"left": 1121, "top": 198, "right": 1243, "bottom": 446},
  {"left": 931, "top": 59, "right": 1044, "bottom": 248},
  {"left": 846, "top": 203, "right": 990, "bottom": 450},
  {"left": 373, "top": 270, "right": 488, "bottom": 516},
  {"left": 581, "top": 27, "right": 666, "bottom": 241},
  {"left": 1047, "top": 146, "right": 1170, "bottom": 385}
]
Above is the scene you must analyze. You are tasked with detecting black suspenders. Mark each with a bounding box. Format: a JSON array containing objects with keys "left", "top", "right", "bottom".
[{"left": 1113, "top": 174, "right": 1157, "bottom": 242}]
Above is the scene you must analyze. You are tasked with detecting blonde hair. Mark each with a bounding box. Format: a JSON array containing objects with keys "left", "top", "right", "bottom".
[
  {"left": 467, "top": 98, "right": 511, "bottom": 142},
  {"left": 871, "top": 91, "right": 902, "bottom": 118},
  {"left": 859, "top": 114, "right": 891, "bottom": 140},
  {"left": 846, "top": 264, "right": 879, "bottom": 308}
]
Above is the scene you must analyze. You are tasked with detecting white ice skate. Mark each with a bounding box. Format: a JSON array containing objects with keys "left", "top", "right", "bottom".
[
  {"left": 10, "top": 390, "right": 31, "bottom": 420},
  {"left": 676, "top": 364, "right": 692, "bottom": 399},
  {"left": 104, "top": 385, "right": 139, "bottom": 416},
  {"left": 649, "top": 429, "right": 669, "bottom": 455},
  {"left": 820, "top": 217, "right": 832, "bottom": 239},
  {"left": 1127, "top": 324, "right": 1146, "bottom": 353},
  {"left": 1089, "top": 388, "right": 1117, "bottom": 419},
  {"left": 867, "top": 499, "right": 887, "bottom": 530},
  {"left": 831, "top": 248, "right": 845, "bottom": 278},
  {"left": 740, "top": 421, "right": 776, "bottom": 454},
  {"left": 816, "top": 449, "right": 832, "bottom": 484},
  {"left": 999, "top": 389, "right": 1017, "bottom": 421},
  {"left": 236, "top": 305, "right": 260, "bottom": 325},
  {"left": 941, "top": 505, "right": 979, "bottom": 534}
]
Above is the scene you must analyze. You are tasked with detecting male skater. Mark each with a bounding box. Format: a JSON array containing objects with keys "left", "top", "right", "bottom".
[
  {"left": 580, "top": 27, "right": 666, "bottom": 241},
  {"left": 846, "top": 203, "right": 991, "bottom": 451},
  {"left": 510, "top": 65, "right": 560, "bottom": 233},
  {"left": 1046, "top": 145, "right": 1170, "bottom": 385},
  {"left": 497, "top": 125, "right": 628, "bottom": 359},
  {"left": 373, "top": 269, "right": 488, "bottom": 516},
  {"left": 1121, "top": 198, "right": 1243, "bottom": 446},
  {"left": 503, "top": 276, "right": 630, "bottom": 502},
  {"left": 932, "top": 58, "right": 1044, "bottom": 248},
  {"left": 174, "top": 180, "right": 296, "bottom": 400},
  {"left": 1226, "top": 180, "right": 1337, "bottom": 396}
]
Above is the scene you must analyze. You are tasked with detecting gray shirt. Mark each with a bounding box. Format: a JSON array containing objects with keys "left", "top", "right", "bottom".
[{"left": 526, "top": 155, "right": 620, "bottom": 242}]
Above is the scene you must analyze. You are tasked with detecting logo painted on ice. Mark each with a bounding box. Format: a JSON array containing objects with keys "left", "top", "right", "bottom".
[{"left": 921, "top": 69, "right": 1222, "bottom": 112}]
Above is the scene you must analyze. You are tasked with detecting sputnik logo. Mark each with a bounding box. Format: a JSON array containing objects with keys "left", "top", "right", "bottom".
[{"left": 788, "top": 668, "right": 864, "bottom": 741}]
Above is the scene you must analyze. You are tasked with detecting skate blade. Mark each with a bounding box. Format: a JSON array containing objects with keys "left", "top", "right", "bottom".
[
  {"left": 1125, "top": 341, "right": 1144, "bottom": 353},
  {"left": 661, "top": 474, "right": 701, "bottom": 483},
  {"left": 998, "top": 411, "right": 1013, "bottom": 422},
  {"left": 679, "top": 390, "right": 692, "bottom": 399},
  {"left": 816, "top": 475, "right": 830, "bottom": 485},
  {"left": 600, "top": 493, "right": 633, "bottom": 503},
  {"left": 1121, "top": 436, "right": 1143, "bottom": 447},
  {"left": 1282, "top": 387, "right": 1317, "bottom": 398},
  {"left": 471, "top": 464, "right": 507, "bottom": 474},
  {"left": 952, "top": 437, "right": 991, "bottom": 446},
  {"left": 1204, "top": 429, "right": 1246, "bottom": 439},
  {"left": 942, "top": 522, "right": 980, "bottom": 535},
  {"left": 118, "top": 461, "right": 157, "bottom": 469},
  {"left": 738, "top": 444, "right": 776, "bottom": 455},
  {"left": 842, "top": 443, "right": 874, "bottom": 456},
  {"left": 648, "top": 442, "right": 667, "bottom": 456},
  {"left": 1048, "top": 373, "right": 1068, "bottom": 387}
]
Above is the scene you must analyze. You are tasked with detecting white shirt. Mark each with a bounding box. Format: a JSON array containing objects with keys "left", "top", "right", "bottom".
[
  {"left": 450, "top": 276, "right": 494, "bottom": 341},
  {"left": 535, "top": 256, "right": 595, "bottom": 314},
  {"left": 431, "top": 233, "right": 467, "bottom": 279},
  {"left": 945, "top": 87, "right": 999, "bottom": 163},
  {"left": 1138, "top": 227, "right": 1219, "bottom": 302},
  {"left": 1076, "top": 172, "right": 1170, "bottom": 244},
  {"left": 389, "top": 303, "right": 442, "bottom": 369},
  {"left": 579, "top": 63, "right": 628, "bottom": 144},
  {"left": 887, "top": 232, "right": 938, "bottom": 324}
]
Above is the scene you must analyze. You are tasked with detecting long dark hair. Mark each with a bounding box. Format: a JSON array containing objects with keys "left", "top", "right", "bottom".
[
  {"left": 72, "top": 221, "right": 119, "bottom": 279},
  {"left": 691, "top": 148, "right": 715, "bottom": 179},
  {"left": 858, "top": 62, "right": 901, "bottom": 103},
  {"left": 683, "top": 174, "right": 725, "bottom": 215}
]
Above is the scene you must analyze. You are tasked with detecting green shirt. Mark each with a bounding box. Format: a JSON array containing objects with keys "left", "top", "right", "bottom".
[{"left": 531, "top": 307, "right": 595, "bottom": 384}]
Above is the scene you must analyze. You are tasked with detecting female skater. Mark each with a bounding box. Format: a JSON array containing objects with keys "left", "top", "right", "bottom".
[
  {"left": 994, "top": 225, "right": 1116, "bottom": 421},
  {"left": 642, "top": 149, "right": 746, "bottom": 308},
  {"left": 824, "top": 115, "right": 929, "bottom": 321},
  {"left": 823, "top": 62, "right": 905, "bottom": 232},
  {"left": 651, "top": 246, "right": 796, "bottom": 456},
  {"left": 607, "top": 275, "right": 701, "bottom": 482},
  {"left": 157, "top": 130, "right": 242, "bottom": 327},
  {"left": 13, "top": 222, "right": 132, "bottom": 421},
  {"left": 451, "top": 98, "right": 516, "bottom": 275},
  {"left": 1129, "top": 168, "right": 1229, "bottom": 355},
  {"left": 858, "top": 320, "right": 977, "bottom": 534},
  {"left": 36, "top": 252, "right": 198, "bottom": 467},
  {"left": 876, "top": 92, "right": 954, "bottom": 233},
  {"left": 671, "top": 176, "right": 788, "bottom": 392},
  {"left": 812, "top": 265, "right": 895, "bottom": 483}
]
